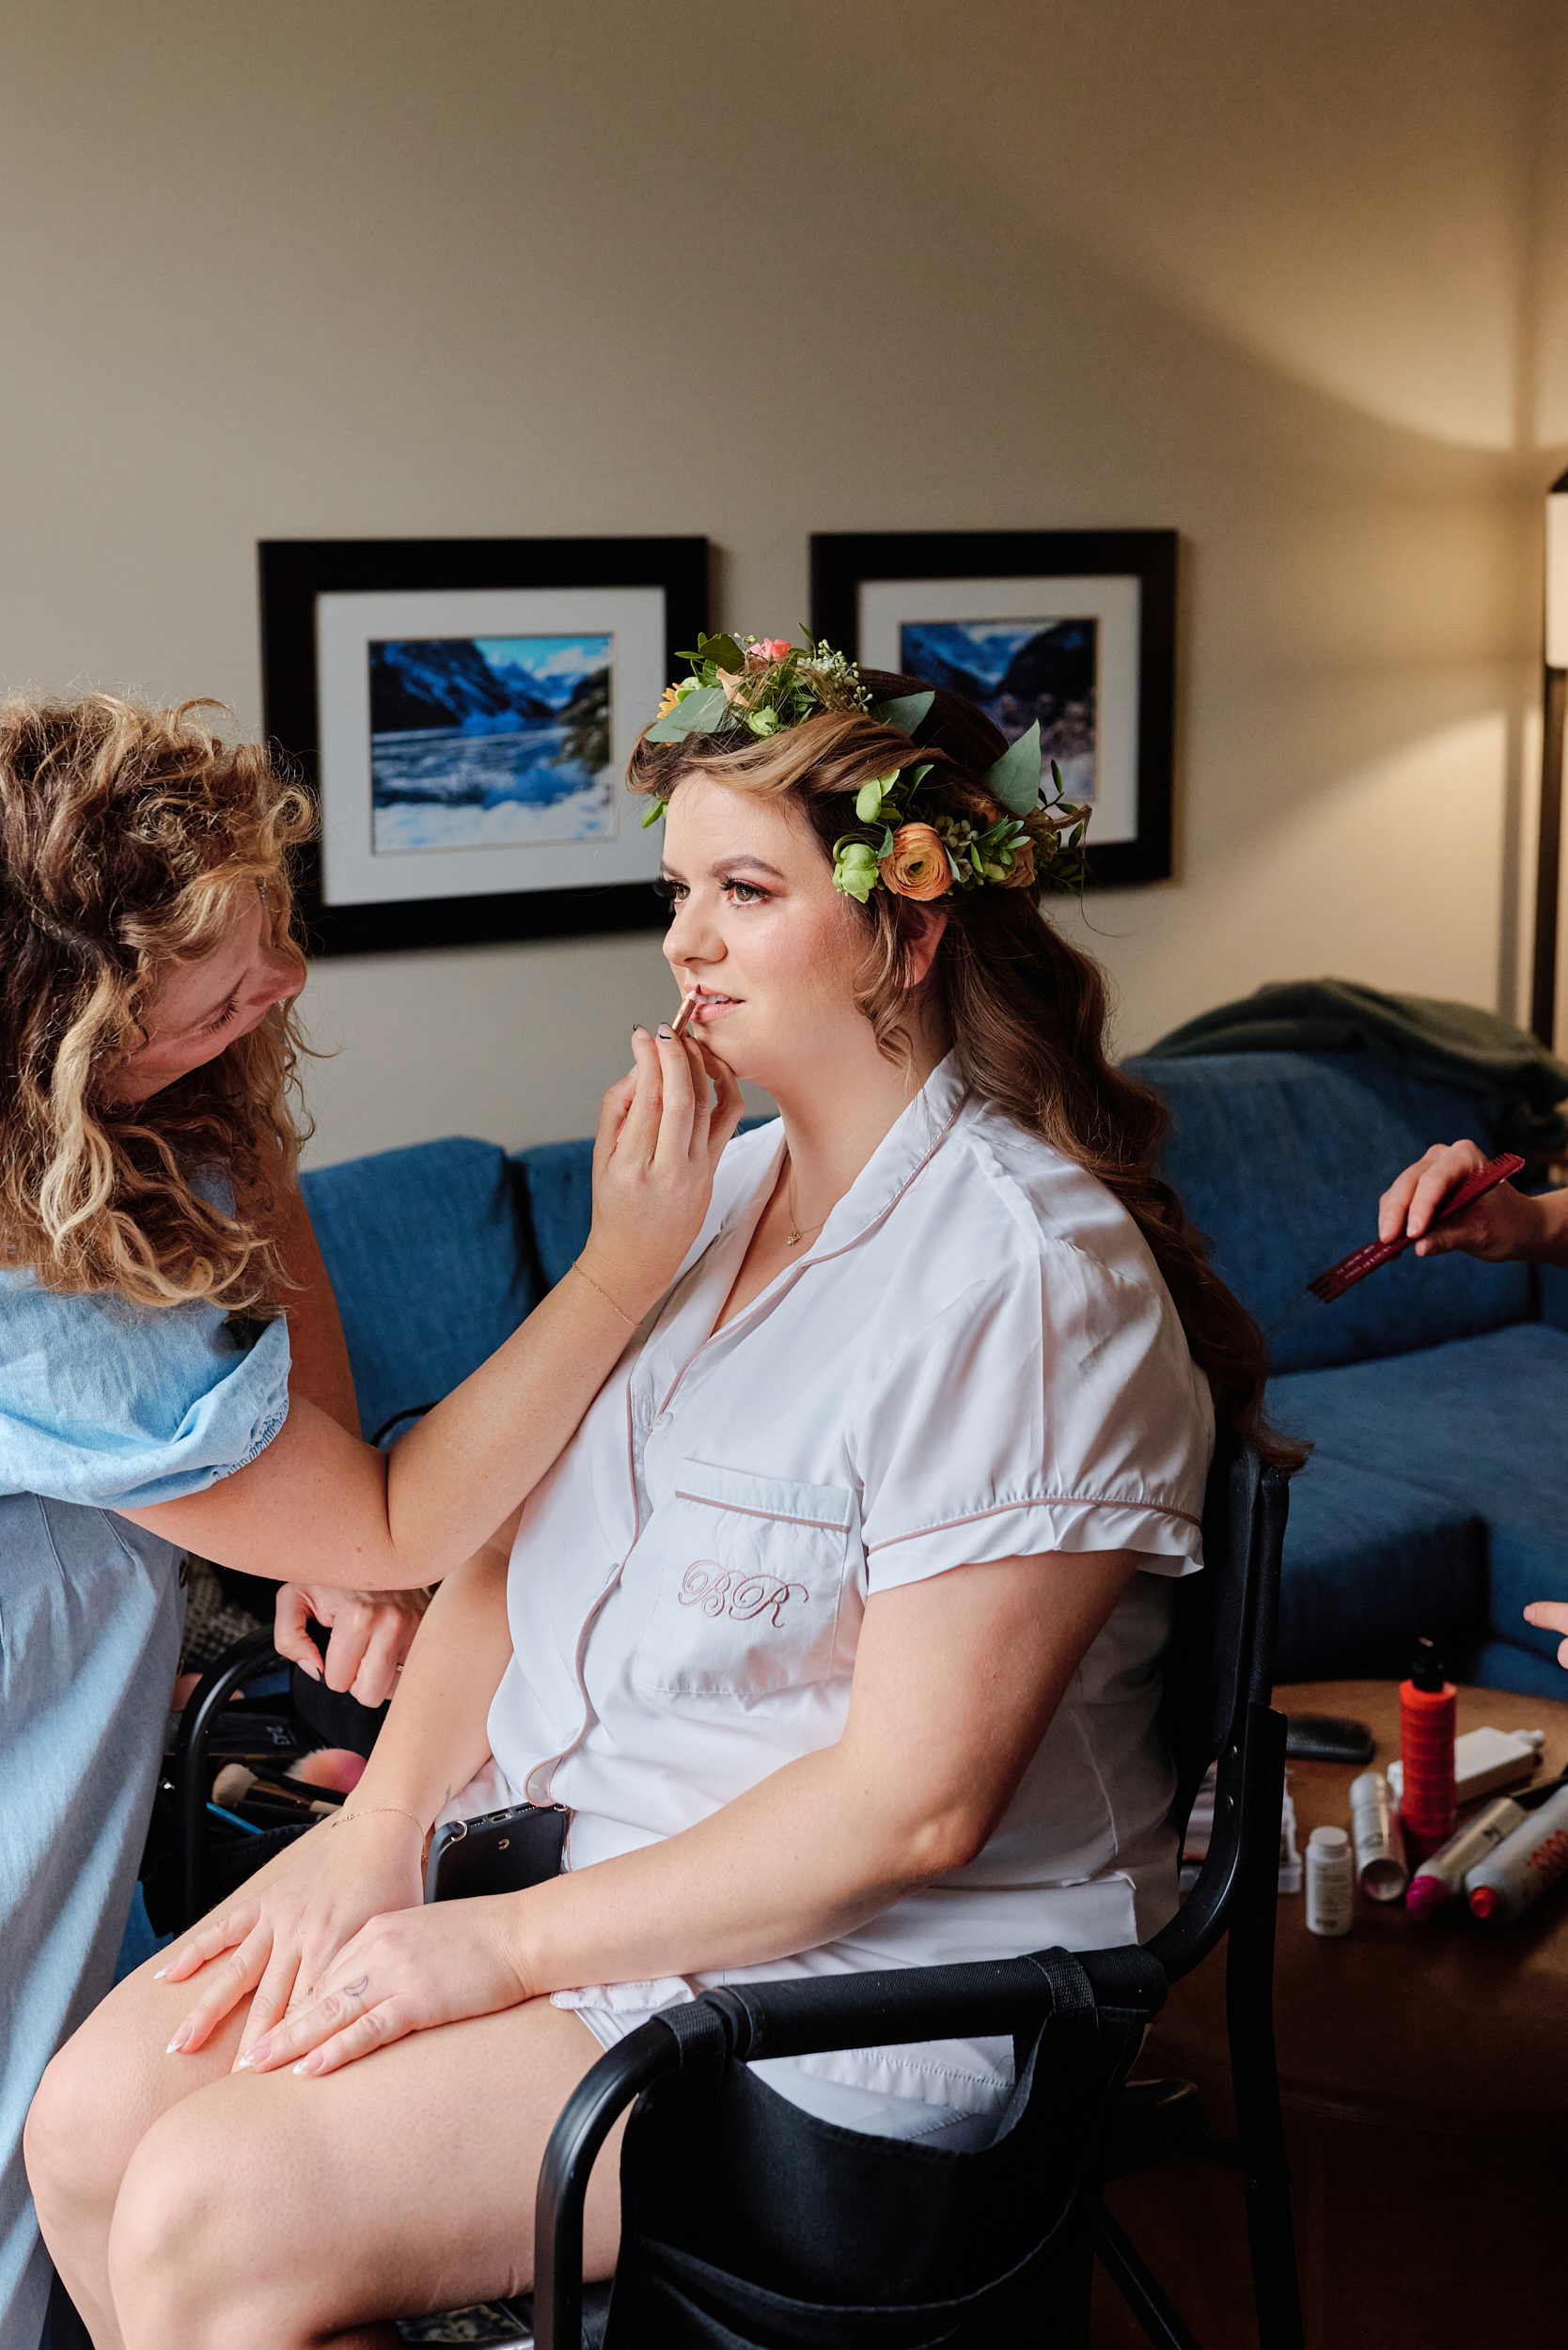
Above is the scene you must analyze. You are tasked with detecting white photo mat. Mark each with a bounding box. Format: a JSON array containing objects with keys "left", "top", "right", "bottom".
[{"left": 316, "top": 585, "right": 668, "bottom": 908}]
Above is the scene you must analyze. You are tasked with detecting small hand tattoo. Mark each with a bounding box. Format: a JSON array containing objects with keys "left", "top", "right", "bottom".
[{"left": 341, "top": 1975, "right": 370, "bottom": 1999}]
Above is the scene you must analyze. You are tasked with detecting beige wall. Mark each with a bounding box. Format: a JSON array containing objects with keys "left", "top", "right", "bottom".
[{"left": 0, "top": 0, "right": 1559, "bottom": 1165}]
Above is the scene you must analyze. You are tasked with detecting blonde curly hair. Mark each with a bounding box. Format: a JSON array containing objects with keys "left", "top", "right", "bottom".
[{"left": 0, "top": 692, "right": 314, "bottom": 1311}]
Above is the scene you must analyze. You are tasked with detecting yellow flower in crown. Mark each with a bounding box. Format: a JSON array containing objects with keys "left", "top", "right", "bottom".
[{"left": 655, "top": 682, "right": 683, "bottom": 720}]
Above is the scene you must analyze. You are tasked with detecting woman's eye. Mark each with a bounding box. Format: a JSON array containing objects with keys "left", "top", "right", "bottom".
[
  {"left": 722, "top": 879, "right": 766, "bottom": 905},
  {"left": 202, "top": 995, "right": 241, "bottom": 1036},
  {"left": 652, "top": 877, "right": 687, "bottom": 907}
]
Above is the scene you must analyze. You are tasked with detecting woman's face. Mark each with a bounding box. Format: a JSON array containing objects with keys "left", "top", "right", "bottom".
[
  {"left": 660, "top": 774, "right": 933, "bottom": 1094},
  {"left": 109, "top": 890, "right": 302, "bottom": 1104}
]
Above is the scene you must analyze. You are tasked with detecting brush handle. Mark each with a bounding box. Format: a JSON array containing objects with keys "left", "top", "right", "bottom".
[{"left": 1309, "top": 1152, "right": 1526, "bottom": 1301}]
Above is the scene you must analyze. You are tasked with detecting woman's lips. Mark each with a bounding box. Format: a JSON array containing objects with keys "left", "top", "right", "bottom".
[{"left": 694, "top": 991, "right": 739, "bottom": 1021}]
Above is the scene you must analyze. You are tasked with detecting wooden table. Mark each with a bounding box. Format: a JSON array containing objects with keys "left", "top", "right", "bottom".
[{"left": 1090, "top": 1679, "right": 1568, "bottom": 2348}]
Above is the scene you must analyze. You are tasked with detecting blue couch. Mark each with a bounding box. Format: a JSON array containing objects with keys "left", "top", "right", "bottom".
[{"left": 299, "top": 1053, "right": 1568, "bottom": 1702}]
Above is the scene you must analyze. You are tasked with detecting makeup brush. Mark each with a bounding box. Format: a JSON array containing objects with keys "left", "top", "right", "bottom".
[{"left": 1306, "top": 1152, "right": 1525, "bottom": 1305}]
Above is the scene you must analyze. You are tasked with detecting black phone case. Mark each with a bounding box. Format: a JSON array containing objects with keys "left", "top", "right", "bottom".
[{"left": 425, "top": 1803, "right": 569, "bottom": 1904}]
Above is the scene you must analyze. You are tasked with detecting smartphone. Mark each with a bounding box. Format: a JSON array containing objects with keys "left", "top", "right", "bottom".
[{"left": 425, "top": 1803, "right": 569, "bottom": 1904}]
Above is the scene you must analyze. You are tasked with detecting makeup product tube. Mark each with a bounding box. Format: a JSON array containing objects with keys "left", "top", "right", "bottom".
[
  {"left": 1349, "top": 1771, "right": 1407, "bottom": 1902},
  {"left": 1466, "top": 1782, "right": 1568, "bottom": 1923},
  {"left": 1406, "top": 1795, "right": 1530, "bottom": 1919},
  {"left": 669, "top": 993, "right": 698, "bottom": 1040},
  {"left": 1399, "top": 1637, "right": 1457, "bottom": 1855},
  {"left": 1305, "top": 1825, "right": 1355, "bottom": 1936}
]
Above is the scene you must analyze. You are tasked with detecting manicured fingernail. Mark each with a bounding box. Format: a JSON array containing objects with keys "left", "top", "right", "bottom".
[
  {"left": 293, "top": 2053, "right": 322, "bottom": 2076},
  {"left": 165, "top": 2025, "right": 191, "bottom": 2054},
  {"left": 152, "top": 1966, "right": 167, "bottom": 1980},
  {"left": 241, "top": 2036, "right": 270, "bottom": 2068},
  {"left": 656, "top": 1025, "right": 674, "bottom": 1042},
  {"left": 633, "top": 1023, "right": 648, "bottom": 1034}
]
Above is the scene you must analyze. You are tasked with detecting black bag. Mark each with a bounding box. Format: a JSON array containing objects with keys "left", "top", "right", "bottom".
[{"left": 603, "top": 1950, "right": 1141, "bottom": 2350}]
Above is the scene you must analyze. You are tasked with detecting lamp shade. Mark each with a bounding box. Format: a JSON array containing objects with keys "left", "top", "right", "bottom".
[{"left": 1548, "top": 467, "right": 1568, "bottom": 669}]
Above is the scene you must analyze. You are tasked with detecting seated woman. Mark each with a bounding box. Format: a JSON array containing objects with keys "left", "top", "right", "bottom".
[{"left": 28, "top": 646, "right": 1291, "bottom": 2350}]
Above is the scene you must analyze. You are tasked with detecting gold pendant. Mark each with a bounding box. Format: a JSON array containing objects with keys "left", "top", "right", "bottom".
[{"left": 786, "top": 1228, "right": 802, "bottom": 1247}]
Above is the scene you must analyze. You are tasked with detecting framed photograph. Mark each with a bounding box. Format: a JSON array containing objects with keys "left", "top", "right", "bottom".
[
  {"left": 259, "top": 537, "right": 708, "bottom": 954},
  {"left": 810, "top": 530, "right": 1177, "bottom": 886}
]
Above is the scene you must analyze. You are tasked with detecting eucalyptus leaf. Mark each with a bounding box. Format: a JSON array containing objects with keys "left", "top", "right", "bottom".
[
  {"left": 645, "top": 684, "right": 730, "bottom": 742},
  {"left": 981, "top": 721, "right": 1043, "bottom": 817},
  {"left": 870, "top": 690, "right": 934, "bottom": 738}
]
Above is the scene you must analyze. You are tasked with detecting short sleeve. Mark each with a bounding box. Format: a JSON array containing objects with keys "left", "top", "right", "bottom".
[
  {"left": 852, "top": 1246, "right": 1213, "bottom": 1592},
  {"left": 0, "top": 1274, "right": 290, "bottom": 1512}
]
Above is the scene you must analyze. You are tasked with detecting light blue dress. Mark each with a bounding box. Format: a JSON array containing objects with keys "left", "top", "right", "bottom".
[{"left": 0, "top": 1253, "right": 289, "bottom": 2350}]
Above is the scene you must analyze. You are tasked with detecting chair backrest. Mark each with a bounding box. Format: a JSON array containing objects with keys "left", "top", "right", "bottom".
[{"left": 1149, "top": 1428, "right": 1291, "bottom": 1979}]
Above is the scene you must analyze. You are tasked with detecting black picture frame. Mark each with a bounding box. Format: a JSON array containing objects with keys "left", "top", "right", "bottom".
[
  {"left": 810, "top": 529, "right": 1177, "bottom": 887},
  {"left": 259, "top": 536, "right": 708, "bottom": 956}
]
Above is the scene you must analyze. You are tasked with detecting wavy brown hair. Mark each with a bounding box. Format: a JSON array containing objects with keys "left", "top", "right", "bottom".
[
  {"left": 630, "top": 670, "right": 1303, "bottom": 1472},
  {"left": 0, "top": 693, "right": 314, "bottom": 1311}
]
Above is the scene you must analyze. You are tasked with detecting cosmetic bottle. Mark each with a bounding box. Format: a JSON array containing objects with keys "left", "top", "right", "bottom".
[
  {"left": 1399, "top": 1637, "right": 1457, "bottom": 1856},
  {"left": 1349, "top": 1771, "right": 1407, "bottom": 1902},
  {"left": 1466, "top": 1782, "right": 1568, "bottom": 1923},
  {"left": 1305, "top": 1825, "right": 1354, "bottom": 1936}
]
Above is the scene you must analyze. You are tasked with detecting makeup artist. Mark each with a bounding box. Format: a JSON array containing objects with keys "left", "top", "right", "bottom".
[
  {"left": 0, "top": 691, "right": 735, "bottom": 2350},
  {"left": 1380, "top": 1137, "right": 1568, "bottom": 1663}
]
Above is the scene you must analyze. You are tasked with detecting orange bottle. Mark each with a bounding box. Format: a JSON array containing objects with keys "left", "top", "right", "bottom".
[{"left": 1399, "top": 1637, "right": 1457, "bottom": 1857}]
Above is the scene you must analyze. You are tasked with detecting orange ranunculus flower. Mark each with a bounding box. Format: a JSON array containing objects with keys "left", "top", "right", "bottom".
[
  {"left": 883, "top": 823, "right": 952, "bottom": 901},
  {"left": 1002, "top": 838, "right": 1037, "bottom": 889}
]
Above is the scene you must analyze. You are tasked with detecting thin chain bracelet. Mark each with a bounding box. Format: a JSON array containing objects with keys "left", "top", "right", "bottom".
[
  {"left": 327, "top": 1806, "right": 426, "bottom": 1838},
  {"left": 570, "top": 1258, "right": 639, "bottom": 1328}
]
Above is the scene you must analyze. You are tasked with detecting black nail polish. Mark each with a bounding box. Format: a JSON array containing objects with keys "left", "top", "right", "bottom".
[
  {"left": 656, "top": 1025, "right": 674, "bottom": 1042},
  {"left": 632, "top": 1024, "right": 647, "bottom": 1035}
]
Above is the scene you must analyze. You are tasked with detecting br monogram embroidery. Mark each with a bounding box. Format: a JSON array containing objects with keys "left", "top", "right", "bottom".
[{"left": 679, "top": 1560, "right": 808, "bottom": 1627}]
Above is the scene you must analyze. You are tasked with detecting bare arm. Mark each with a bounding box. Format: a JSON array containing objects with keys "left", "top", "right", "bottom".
[
  {"left": 118, "top": 1032, "right": 742, "bottom": 1588},
  {"left": 162, "top": 1512, "right": 522, "bottom": 2060},
  {"left": 234, "top": 1546, "right": 1145, "bottom": 2076}
]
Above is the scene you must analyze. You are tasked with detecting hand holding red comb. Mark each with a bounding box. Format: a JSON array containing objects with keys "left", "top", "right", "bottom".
[{"left": 1308, "top": 1153, "right": 1526, "bottom": 1304}]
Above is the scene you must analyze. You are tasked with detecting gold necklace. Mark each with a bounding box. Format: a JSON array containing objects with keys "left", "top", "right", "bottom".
[{"left": 784, "top": 1156, "right": 828, "bottom": 1249}]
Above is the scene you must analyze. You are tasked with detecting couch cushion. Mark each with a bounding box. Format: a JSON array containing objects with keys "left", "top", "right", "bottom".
[
  {"left": 1272, "top": 1324, "right": 1568, "bottom": 1670},
  {"left": 516, "top": 1116, "right": 778, "bottom": 1293},
  {"left": 1122, "top": 1050, "right": 1532, "bottom": 1373},
  {"left": 514, "top": 1137, "right": 595, "bottom": 1292},
  {"left": 1276, "top": 1454, "right": 1483, "bottom": 1682},
  {"left": 302, "top": 1138, "right": 537, "bottom": 1441}
]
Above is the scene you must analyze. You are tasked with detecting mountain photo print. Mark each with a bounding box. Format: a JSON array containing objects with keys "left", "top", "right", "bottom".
[
  {"left": 368, "top": 633, "right": 614, "bottom": 854},
  {"left": 899, "top": 619, "right": 1097, "bottom": 806}
]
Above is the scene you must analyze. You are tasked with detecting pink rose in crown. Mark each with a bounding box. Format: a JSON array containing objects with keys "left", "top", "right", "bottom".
[{"left": 750, "top": 636, "right": 793, "bottom": 665}]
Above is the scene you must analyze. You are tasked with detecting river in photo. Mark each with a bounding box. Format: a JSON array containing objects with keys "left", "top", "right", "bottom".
[{"left": 370, "top": 724, "right": 617, "bottom": 854}]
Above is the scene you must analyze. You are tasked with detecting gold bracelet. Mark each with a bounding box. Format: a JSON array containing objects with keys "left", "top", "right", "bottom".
[
  {"left": 328, "top": 1805, "right": 426, "bottom": 1838},
  {"left": 570, "top": 1258, "right": 639, "bottom": 1329}
]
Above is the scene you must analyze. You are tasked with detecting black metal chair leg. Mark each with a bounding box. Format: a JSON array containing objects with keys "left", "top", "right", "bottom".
[
  {"left": 1225, "top": 1704, "right": 1305, "bottom": 2350},
  {"left": 1095, "top": 2208, "right": 1202, "bottom": 2350}
]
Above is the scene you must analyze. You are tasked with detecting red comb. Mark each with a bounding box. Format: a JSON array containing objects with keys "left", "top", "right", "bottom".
[{"left": 1307, "top": 1153, "right": 1526, "bottom": 1304}]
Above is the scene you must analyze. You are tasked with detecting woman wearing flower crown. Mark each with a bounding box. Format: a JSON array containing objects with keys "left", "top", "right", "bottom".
[{"left": 30, "top": 644, "right": 1294, "bottom": 2349}]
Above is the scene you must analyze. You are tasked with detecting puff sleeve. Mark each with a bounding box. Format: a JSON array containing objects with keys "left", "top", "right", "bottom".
[
  {"left": 851, "top": 1243, "right": 1213, "bottom": 1593},
  {"left": 0, "top": 1274, "right": 290, "bottom": 1512}
]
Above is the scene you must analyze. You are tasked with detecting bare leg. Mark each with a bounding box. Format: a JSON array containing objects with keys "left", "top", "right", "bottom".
[
  {"left": 29, "top": 1944, "right": 619, "bottom": 2350},
  {"left": 106, "top": 1998, "right": 619, "bottom": 2350}
]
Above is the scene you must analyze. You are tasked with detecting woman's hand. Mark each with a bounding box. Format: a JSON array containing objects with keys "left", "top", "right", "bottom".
[
  {"left": 232, "top": 1896, "right": 531, "bottom": 2077},
  {"left": 273, "top": 1582, "right": 431, "bottom": 1706},
  {"left": 1523, "top": 1600, "right": 1568, "bottom": 1666},
  {"left": 1377, "top": 1139, "right": 1544, "bottom": 1261},
  {"left": 581, "top": 1024, "right": 745, "bottom": 1314},
  {"left": 157, "top": 1811, "right": 426, "bottom": 2066}
]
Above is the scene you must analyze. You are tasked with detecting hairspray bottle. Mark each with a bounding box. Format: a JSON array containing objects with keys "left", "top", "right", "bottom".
[
  {"left": 1466, "top": 1781, "right": 1568, "bottom": 1922},
  {"left": 1399, "top": 1637, "right": 1457, "bottom": 1857}
]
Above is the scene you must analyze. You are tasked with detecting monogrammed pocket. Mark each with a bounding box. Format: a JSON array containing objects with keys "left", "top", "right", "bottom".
[{"left": 632, "top": 1460, "right": 856, "bottom": 1702}]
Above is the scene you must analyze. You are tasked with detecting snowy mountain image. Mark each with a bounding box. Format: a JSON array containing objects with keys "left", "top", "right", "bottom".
[
  {"left": 899, "top": 619, "right": 1097, "bottom": 802},
  {"left": 368, "top": 634, "right": 615, "bottom": 854}
]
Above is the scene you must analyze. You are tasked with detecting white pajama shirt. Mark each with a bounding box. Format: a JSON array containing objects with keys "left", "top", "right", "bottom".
[{"left": 450, "top": 1054, "right": 1214, "bottom": 2138}]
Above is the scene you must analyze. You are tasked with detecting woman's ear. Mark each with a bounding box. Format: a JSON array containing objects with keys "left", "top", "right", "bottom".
[{"left": 902, "top": 903, "right": 949, "bottom": 990}]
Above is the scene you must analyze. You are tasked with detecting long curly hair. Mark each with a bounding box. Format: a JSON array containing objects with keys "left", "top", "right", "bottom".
[
  {"left": 629, "top": 670, "right": 1303, "bottom": 1472},
  {"left": 0, "top": 693, "right": 314, "bottom": 1311}
]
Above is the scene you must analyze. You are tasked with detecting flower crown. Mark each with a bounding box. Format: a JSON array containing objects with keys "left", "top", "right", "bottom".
[{"left": 640, "top": 629, "right": 1089, "bottom": 902}]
